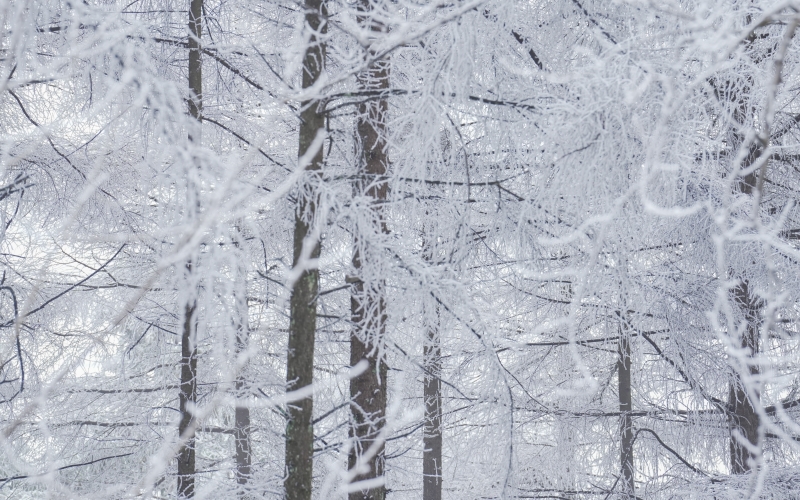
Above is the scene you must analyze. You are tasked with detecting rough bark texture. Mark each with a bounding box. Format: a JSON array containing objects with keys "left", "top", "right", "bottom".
[
  {"left": 724, "top": 36, "right": 761, "bottom": 473},
  {"left": 234, "top": 376, "right": 252, "bottom": 492},
  {"left": 348, "top": 286, "right": 387, "bottom": 500},
  {"left": 349, "top": 2, "right": 390, "bottom": 496},
  {"left": 177, "top": 300, "right": 198, "bottom": 499},
  {"left": 617, "top": 329, "right": 634, "bottom": 497},
  {"left": 422, "top": 309, "right": 442, "bottom": 500},
  {"left": 285, "top": 224, "right": 321, "bottom": 500},
  {"left": 718, "top": 17, "right": 761, "bottom": 474},
  {"left": 284, "top": 1, "right": 326, "bottom": 499},
  {"left": 729, "top": 280, "right": 760, "bottom": 474},
  {"left": 421, "top": 223, "right": 442, "bottom": 500},
  {"left": 177, "top": 1, "right": 202, "bottom": 498},
  {"left": 233, "top": 229, "right": 252, "bottom": 496},
  {"left": 187, "top": 0, "right": 202, "bottom": 127}
]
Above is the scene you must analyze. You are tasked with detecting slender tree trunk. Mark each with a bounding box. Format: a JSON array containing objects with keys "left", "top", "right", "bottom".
[
  {"left": 234, "top": 370, "right": 252, "bottom": 493},
  {"left": 187, "top": 0, "right": 202, "bottom": 135},
  {"left": 715, "top": 15, "right": 761, "bottom": 473},
  {"left": 177, "top": 1, "right": 202, "bottom": 498},
  {"left": 729, "top": 280, "right": 760, "bottom": 474},
  {"left": 724, "top": 48, "right": 761, "bottom": 474},
  {"left": 421, "top": 217, "right": 442, "bottom": 500},
  {"left": 178, "top": 299, "right": 198, "bottom": 499},
  {"left": 617, "top": 326, "right": 634, "bottom": 498},
  {"left": 349, "top": 2, "right": 390, "bottom": 497},
  {"left": 348, "top": 284, "right": 388, "bottom": 500},
  {"left": 284, "top": 1, "right": 326, "bottom": 499},
  {"left": 422, "top": 305, "right": 442, "bottom": 500},
  {"left": 233, "top": 227, "right": 252, "bottom": 496}
]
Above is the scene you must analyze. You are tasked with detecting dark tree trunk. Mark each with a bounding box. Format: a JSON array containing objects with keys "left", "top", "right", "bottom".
[
  {"left": 348, "top": 2, "right": 390, "bottom": 497},
  {"left": 234, "top": 375, "right": 252, "bottom": 492},
  {"left": 233, "top": 232, "right": 252, "bottom": 496},
  {"left": 716, "top": 16, "right": 762, "bottom": 474},
  {"left": 348, "top": 286, "right": 388, "bottom": 500},
  {"left": 177, "top": 1, "right": 202, "bottom": 498},
  {"left": 421, "top": 222, "right": 442, "bottom": 500},
  {"left": 187, "top": 0, "right": 202, "bottom": 127},
  {"left": 617, "top": 328, "right": 634, "bottom": 497},
  {"left": 177, "top": 300, "right": 198, "bottom": 499},
  {"left": 284, "top": 1, "right": 327, "bottom": 499},
  {"left": 422, "top": 306, "right": 442, "bottom": 500},
  {"left": 729, "top": 280, "right": 760, "bottom": 474},
  {"left": 724, "top": 37, "right": 761, "bottom": 473}
]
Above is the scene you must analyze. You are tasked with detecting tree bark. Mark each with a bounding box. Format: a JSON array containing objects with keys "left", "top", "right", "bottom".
[
  {"left": 723, "top": 30, "right": 761, "bottom": 473},
  {"left": 177, "top": 1, "right": 202, "bottom": 498},
  {"left": 234, "top": 374, "right": 252, "bottom": 493},
  {"left": 716, "top": 16, "right": 762, "bottom": 474},
  {"left": 187, "top": 0, "right": 202, "bottom": 129},
  {"left": 421, "top": 215, "right": 442, "bottom": 500},
  {"left": 729, "top": 280, "right": 760, "bottom": 474},
  {"left": 284, "top": 1, "right": 326, "bottom": 499},
  {"left": 233, "top": 228, "right": 252, "bottom": 497},
  {"left": 617, "top": 327, "right": 634, "bottom": 497},
  {"left": 348, "top": 284, "right": 388, "bottom": 500},
  {"left": 177, "top": 299, "right": 198, "bottom": 499},
  {"left": 349, "top": 2, "right": 390, "bottom": 497},
  {"left": 422, "top": 305, "right": 442, "bottom": 500}
]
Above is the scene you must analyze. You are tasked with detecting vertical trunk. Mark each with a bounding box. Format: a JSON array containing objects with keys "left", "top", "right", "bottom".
[
  {"left": 233, "top": 227, "right": 251, "bottom": 496},
  {"left": 714, "top": 14, "right": 761, "bottom": 473},
  {"left": 724, "top": 34, "right": 761, "bottom": 472},
  {"left": 729, "top": 280, "right": 760, "bottom": 474},
  {"left": 178, "top": 300, "right": 198, "bottom": 499},
  {"left": 421, "top": 215, "right": 442, "bottom": 500},
  {"left": 187, "top": 0, "right": 202, "bottom": 128},
  {"left": 284, "top": 1, "right": 327, "bottom": 499},
  {"left": 349, "top": 3, "right": 390, "bottom": 497},
  {"left": 348, "top": 285, "right": 388, "bottom": 500},
  {"left": 422, "top": 306, "right": 442, "bottom": 500},
  {"left": 618, "top": 327, "right": 634, "bottom": 497},
  {"left": 178, "top": 1, "right": 202, "bottom": 498},
  {"left": 234, "top": 373, "right": 252, "bottom": 492}
]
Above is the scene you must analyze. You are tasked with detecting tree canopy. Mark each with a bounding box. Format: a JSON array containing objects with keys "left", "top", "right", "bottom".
[{"left": 3, "top": 1, "right": 800, "bottom": 499}]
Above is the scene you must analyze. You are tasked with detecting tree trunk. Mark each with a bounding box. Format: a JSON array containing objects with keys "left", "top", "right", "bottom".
[
  {"left": 348, "top": 285, "right": 388, "bottom": 500},
  {"left": 233, "top": 227, "right": 252, "bottom": 496},
  {"left": 724, "top": 33, "right": 761, "bottom": 472},
  {"left": 177, "top": 1, "right": 202, "bottom": 498},
  {"left": 177, "top": 299, "right": 198, "bottom": 499},
  {"left": 719, "top": 16, "right": 761, "bottom": 474},
  {"left": 234, "top": 373, "right": 252, "bottom": 493},
  {"left": 284, "top": 1, "right": 327, "bottom": 499},
  {"left": 349, "top": 2, "right": 390, "bottom": 497},
  {"left": 422, "top": 306, "right": 442, "bottom": 500},
  {"left": 729, "top": 280, "right": 760, "bottom": 474},
  {"left": 187, "top": 0, "right": 202, "bottom": 130},
  {"left": 618, "top": 326, "right": 634, "bottom": 498},
  {"left": 421, "top": 219, "right": 442, "bottom": 500}
]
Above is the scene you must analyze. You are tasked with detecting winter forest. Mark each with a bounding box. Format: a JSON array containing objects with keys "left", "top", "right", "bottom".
[{"left": 7, "top": 0, "right": 800, "bottom": 499}]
